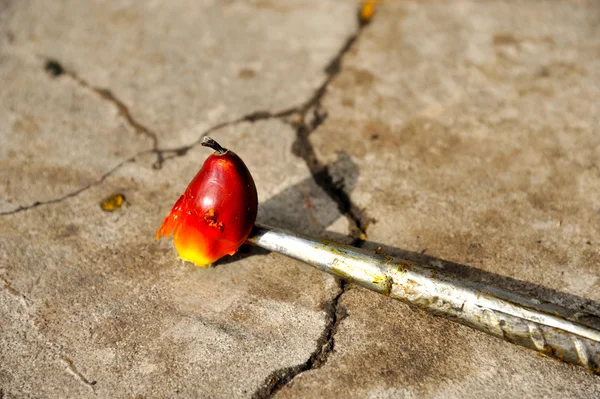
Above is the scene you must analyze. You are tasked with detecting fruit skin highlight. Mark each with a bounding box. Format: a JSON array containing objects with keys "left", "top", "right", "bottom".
[{"left": 156, "top": 137, "right": 258, "bottom": 267}]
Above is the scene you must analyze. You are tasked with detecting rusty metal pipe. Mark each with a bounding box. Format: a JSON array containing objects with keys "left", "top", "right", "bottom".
[{"left": 246, "top": 224, "right": 600, "bottom": 374}]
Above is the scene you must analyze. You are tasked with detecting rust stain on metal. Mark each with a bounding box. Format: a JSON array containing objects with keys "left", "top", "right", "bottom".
[
  {"left": 400, "top": 278, "right": 422, "bottom": 297},
  {"left": 372, "top": 275, "right": 393, "bottom": 296},
  {"left": 404, "top": 279, "right": 421, "bottom": 295},
  {"left": 329, "top": 259, "right": 354, "bottom": 283}
]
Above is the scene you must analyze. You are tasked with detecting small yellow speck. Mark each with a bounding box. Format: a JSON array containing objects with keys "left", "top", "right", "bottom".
[
  {"left": 360, "top": 0, "right": 379, "bottom": 24},
  {"left": 100, "top": 193, "right": 125, "bottom": 212}
]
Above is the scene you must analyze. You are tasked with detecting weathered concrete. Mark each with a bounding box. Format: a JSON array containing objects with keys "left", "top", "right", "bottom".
[
  {"left": 284, "top": 1, "right": 600, "bottom": 398},
  {"left": 1, "top": 0, "right": 600, "bottom": 398}
]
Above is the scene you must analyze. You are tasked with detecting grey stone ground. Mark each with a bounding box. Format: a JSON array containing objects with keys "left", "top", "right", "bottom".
[{"left": 1, "top": 0, "right": 600, "bottom": 398}]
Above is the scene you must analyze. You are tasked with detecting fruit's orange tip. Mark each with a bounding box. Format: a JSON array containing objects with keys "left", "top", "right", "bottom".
[{"left": 156, "top": 218, "right": 172, "bottom": 240}]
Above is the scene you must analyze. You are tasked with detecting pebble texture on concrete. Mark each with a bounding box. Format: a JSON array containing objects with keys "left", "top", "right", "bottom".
[{"left": 1, "top": 0, "right": 600, "bottom": 398}]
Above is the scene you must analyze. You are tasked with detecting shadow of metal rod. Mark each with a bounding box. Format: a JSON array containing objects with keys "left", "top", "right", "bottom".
[{"left": 247, "top": 224, "right": 600, "bottom": 374}]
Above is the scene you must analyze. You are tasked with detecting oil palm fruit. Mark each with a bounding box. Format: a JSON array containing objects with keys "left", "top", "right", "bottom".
[{"left": 156, "top": 137, "right": 258, "bottom": 267}]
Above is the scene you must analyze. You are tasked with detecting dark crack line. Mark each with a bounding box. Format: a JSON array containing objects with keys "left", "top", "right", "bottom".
[
  {"left": 1, "top": 276, "right": 32, "bottom": 307},
  {"left": 43, "top": 58, "right": 163, "bottom": 166},
  {"left": 43, "top": 57, "right": 302, "bottom": 170},
  {"left": 288, "top": 29, "right": 370, "bottom": 244},
  {"left": 292, "top": 108, "right": 370, "bottom": 244},
  {"left": 0, "top": 155, "right": 141, "bottom": 216},
  {"left": 0, "top": 103, "right": 300, "bottom": 216},
  {"left": 252, "top": 12, "right": 373, "bottom": 399},
  {"left": 3, "top": 64, "right": 301, "bottom": 216},
  {"left": 252, "top": 279, "right": 348, "bottom": 399},
  {"left": 60, "top": 356, "right": 97, "bottom": 391},
  {"left": 0, "top": 104, "right": 303, "bottom": 216},
  {"left": 154, "top": 106, "right": 298, "bottom": 164}
]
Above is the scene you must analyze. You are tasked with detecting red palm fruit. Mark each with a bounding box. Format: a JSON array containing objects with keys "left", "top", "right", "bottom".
[{"left": 156, "top": 137, "right": 258, "bottom": 267}]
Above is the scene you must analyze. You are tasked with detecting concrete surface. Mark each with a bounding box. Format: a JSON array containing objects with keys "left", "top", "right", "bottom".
[{"left": 1, "top": 0, "right": 599, "bottom": 398}]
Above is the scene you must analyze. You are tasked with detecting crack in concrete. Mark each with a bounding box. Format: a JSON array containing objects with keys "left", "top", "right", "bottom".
[
  {"left": 43, "top": 59, "right": 163, "bottom": 166},
  {"left": 252, "top": 13, "right": 373, "bottom": 399},
  {"left": 286, "top": 30, "right": 372, "bottom": 244},
  {"left": 154, "top": 106, "right": 297, "bottom": 166},
  {"left": 60, "top": 356, "right": 97, "bottom": 391},
  {"left": 0, "top": 104, "right": 296, "bottom": 216},
  {"left": 252, "top": 279, "right": 349, "bottom": 399},
  {"left": 1, "top": 276, "right": 31, "bottom": 307},
  {"left": 1, "top": 60, "right": 299, "bottom": 216},
  {"left": 42, "top": 58, "right": 302, "bottom": 170},
  {"left": 2, "top": 274, "right": 97, "bottom": 392},
  {"left": 0, "top": 155, "right": 140, "bottom": 216},
  {"left": 290, "top": 105, "right": 370, "bottom": 244}
]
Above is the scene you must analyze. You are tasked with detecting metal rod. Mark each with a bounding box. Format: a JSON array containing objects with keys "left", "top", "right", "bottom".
[{"left": 246, "top": 224, "right": 600, "bottom": 374}]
